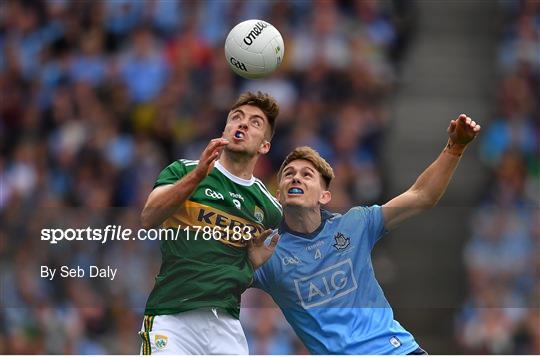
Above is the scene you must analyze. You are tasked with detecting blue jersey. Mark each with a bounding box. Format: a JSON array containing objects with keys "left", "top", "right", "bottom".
[{"left": 253, "top": 206, "right": 420, "bottom": 354}]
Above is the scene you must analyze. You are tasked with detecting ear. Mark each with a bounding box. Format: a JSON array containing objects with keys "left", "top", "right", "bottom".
[
  {"left": 276, "top": 189, "right": 282, "bottom": 203},
  {"left": 258, "top": 140, "right": 271, "bottom": 155},
  {"left": 319, "top": 190, "right": 331, "bottom": 205}
]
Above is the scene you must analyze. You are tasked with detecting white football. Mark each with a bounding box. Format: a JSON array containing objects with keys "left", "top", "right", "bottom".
[{"left": 224, "top": 19, "right": 284, "bottom": 79}]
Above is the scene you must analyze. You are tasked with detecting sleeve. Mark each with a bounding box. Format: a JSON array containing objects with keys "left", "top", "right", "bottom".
[
  {"left": 252, "top": 262, "right": 273, "bottom": 291},
  {"left": 153, "top": 161, "right": 188, "bottom": 188},
  {"left": 349, "top": 205, "right": 388, "bottom": 249},
  {"left": 252, "top": 265, "right": 265, "bottom": 290},
  {"left": 251, "top": 238, "right": 277, "bottom": 292}
]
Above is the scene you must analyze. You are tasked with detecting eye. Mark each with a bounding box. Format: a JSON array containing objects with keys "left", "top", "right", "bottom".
[
  {"left": 251, "top": 118, "right": 262, "bottom": 128},
  {"left": 304, "top": 172, "right": 312, "bottom": 178},
  {"left": 231, "top": 114, "right": 240, "bottom": 121},
  {"left": 284, "top": 172, "right": 293, "bottom": 177}
]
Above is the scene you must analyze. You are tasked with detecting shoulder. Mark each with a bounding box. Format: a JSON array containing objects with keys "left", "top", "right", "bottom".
[
  {"left": 339, "top": 205, "right": 385, "bottom": 232},
  {"left": 153, "top": 159, "right": 198, "bottom": 188},
  {"left": 161, "top": 159, "right": 199, "bottom": 172},
  {"left": 346, "top": 205, "right": 387, "bottom": 245},
  {"left": 253, "top": 178, "right": 282, "bottom": 213},
  {"left": 344, "top": 205, "right": 383, "bottom": 218},
  {"left": 177, "top": 159, "right": 199, "bottom": 171}
]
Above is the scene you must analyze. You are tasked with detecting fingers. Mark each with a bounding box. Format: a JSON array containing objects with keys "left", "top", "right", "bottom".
[
  {"left": 206, "top": 138, "right": 229, "bottom": 155},
  {"left": 215, "top": 137, "right": 230, "bottom": 146},
  {"left": 447, "top": 120, "right": 456, "bottom": 133},
  {"left": 259, "top": 229, "right": 274, "bottom": 241},
  {"left": 251, "top": 230, "right": 280, "bottom": 250},
  {"left": 451, "top": 114, "right": 467, "bottom": 131},
  {"left": 251, "top": 229, "right": 273, "bottom": 245},
  {"left": 193, "top": 138, "right": 230, "bottom": 177},
  {"left": 201, "top": 138, "right": 229, "bottom": 163},
  {"left": 267, "top": 233, "right": 280, "bottom": 249},
  {"left": 464, "top": 117, "right": 481, "bottom": 134},
  {"left": 456, "top": 114, "right": 481, "bottom": 133},
  {"left": 456, "top": 114, "right": 470, "bottom": 127}
]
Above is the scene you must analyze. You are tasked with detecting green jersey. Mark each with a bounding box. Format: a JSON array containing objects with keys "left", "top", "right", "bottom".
[{"left": 144, "top": 159, "right": 282, "bottom": 319}]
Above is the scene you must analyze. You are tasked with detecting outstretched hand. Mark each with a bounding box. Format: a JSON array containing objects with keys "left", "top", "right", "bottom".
[
  {"left": 247, "top": 229, "right": 280, "bottom": 270},
  {"left": 194, "top": 138, "right": 229, "bottom": 179},
  {"left": 447, "top": 114, "right": 481, "bottom": 146}
]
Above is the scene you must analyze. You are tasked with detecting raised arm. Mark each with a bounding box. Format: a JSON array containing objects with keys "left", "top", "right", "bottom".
[
  {"left": 382, "top": 114, "right": 481, "bottom": 230},
  {"left": 140, "top": 138, "right": 229, "bottom": 228}
]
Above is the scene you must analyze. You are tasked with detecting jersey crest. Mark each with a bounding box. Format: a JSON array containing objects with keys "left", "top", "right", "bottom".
[
  {"left": 332, "top": 232, "right": 350, "bottom": 251},
  {"left": 155, "top": 335, "right": 168, "bottom": 350},
  {"left": 254, "top": 206, "right": 265, "bottom": 224}
]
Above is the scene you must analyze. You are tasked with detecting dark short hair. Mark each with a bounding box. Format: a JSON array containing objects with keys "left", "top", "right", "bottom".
[{"left": 230, "top": 91, "right": 279, "bottom": 139}]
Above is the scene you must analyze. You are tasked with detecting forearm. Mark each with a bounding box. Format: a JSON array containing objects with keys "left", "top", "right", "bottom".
[
  {"left": 383, "top": 115, "right": 480, "bottom": 230},
  {"left": 141, "top": 170, "right": 203, "bottom": 228},
  {"left": 410, "top": 139, "right": 466, "bottom": 206}
]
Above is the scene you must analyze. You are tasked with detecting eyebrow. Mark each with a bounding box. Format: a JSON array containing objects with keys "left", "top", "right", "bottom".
[
  {"left": 283, "top": 167, "right": 294, "bottom": 174},
  {"left": 283, "top": 166, "right": 316, "bottom": 174},
  {"left": 231, "top": 109, "right": 265, "bottom": 123}
]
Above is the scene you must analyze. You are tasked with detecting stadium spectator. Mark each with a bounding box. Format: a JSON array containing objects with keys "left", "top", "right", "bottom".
[
  {"left": 0, "top": 0, "right": 414, "bottom": 353},
  {"left": 456, "top": 0, "right": 540, "bottom": 353}
]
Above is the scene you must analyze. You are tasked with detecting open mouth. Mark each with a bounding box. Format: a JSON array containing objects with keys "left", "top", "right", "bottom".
[
  {"left": 234, "top": 131, "right": 245, "bottom": 139},
  {"left": 288, "top": 187, "right": 304, "bottom": 195}
]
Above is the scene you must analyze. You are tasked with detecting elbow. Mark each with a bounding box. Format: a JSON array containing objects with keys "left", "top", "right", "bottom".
[
  {"left": 423, "top": 195, "right": 440, "bottom": 209},
  {"left": 140, "top": 209, "right": 154, "bottom": 230},
  {"left": 426, "top": 190, "right": 446, "bottom": 208},
  {"left": 140, "top": 217, "right": 151, "bottom": 230},
  {"left": 412, "top": 189, "right": 439, "bottom": 209}
]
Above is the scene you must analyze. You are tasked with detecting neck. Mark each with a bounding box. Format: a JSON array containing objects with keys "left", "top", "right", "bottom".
[
  {"left": 283, "top": 206, "right": 322, "bottom": 233},
  {"left": 219, "top": 151, "right": 257, "bottom": 180}
]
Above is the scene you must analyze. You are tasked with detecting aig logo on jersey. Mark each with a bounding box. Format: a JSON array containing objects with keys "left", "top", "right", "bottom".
[{"left": 294, "top": 259, "right": 358, "bottom": 309}]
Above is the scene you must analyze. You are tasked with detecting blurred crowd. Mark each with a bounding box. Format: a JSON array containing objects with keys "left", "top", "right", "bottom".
[
  {"left": 455, "top": 0, "right": 540, "bottom": 354},
  {"left": 0, "top": 0, "right": 413, "bottom": 353}
]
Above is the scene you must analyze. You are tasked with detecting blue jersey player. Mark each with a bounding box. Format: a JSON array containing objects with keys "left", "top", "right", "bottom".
[{"left": 247, "top": 114, "right": 481, "bottom": 354}]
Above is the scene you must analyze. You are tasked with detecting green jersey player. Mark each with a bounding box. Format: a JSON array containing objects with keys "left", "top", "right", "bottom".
[{"left": 139, "top": 92, "right": 282, "bottom": 355}]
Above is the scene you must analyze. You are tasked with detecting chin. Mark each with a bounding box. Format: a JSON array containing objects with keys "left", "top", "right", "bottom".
[
  {"left": 225, "top": 144, "right": 247, "bottom": 153},
  {"left": 227, "top": 145, "right": 257, "bottom": 157},
  {"left": 284, "top": 198, "right": 309, "bottom": 208}
]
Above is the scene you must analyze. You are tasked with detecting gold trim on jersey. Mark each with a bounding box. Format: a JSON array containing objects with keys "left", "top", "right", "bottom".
[{"left": 162, "top": 200, "right": 264, "bottom": 248}]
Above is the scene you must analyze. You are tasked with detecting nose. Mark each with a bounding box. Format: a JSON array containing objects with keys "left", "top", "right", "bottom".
[
  {"left": 292, "top": 175, "right": 302, "bottom": 184},
  {"left": 237, "top": 118, "right": 248, "bottom": 130}
]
